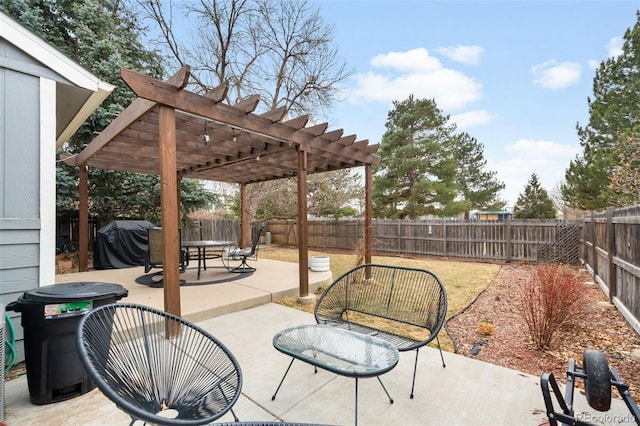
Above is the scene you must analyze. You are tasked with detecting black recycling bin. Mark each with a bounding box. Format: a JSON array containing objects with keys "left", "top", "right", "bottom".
[{"left": 6, "top": 282, "right": 128, "bottom": 405}]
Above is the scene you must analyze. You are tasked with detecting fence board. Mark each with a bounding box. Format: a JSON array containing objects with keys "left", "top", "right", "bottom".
[{"left": 581, "top": 205, "right": 640, "bottom": 336}]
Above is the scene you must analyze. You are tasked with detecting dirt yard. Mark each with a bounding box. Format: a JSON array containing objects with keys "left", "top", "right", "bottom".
[{"left": 446, "top": 263, "right": 640, "bottom": 402}]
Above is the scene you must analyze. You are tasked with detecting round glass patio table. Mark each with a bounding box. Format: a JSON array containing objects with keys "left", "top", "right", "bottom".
[{"left": 271, "top": 324, "right": 399, "bottom": 425}]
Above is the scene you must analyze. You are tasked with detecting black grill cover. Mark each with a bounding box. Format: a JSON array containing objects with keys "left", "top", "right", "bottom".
[{"left": 93, "top": 220, "right": 156, "bottom": 270}]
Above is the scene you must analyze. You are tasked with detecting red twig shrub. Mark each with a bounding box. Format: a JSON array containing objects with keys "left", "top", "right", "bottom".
[{"left": 516, "top": 264, "right": 586, "bottom": 349}]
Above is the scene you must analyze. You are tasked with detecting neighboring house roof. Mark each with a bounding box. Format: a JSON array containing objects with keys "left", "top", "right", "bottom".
[{"left": 0, "top": 10, "right": 115, "bottom": 148}]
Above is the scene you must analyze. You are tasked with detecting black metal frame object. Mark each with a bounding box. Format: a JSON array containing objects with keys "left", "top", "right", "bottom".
[
  {"left": 224, "top": 226, "right": 264, "bottom": 273},
  {"left": 540, "top": 355, "right": 640, "bottom": 426}
]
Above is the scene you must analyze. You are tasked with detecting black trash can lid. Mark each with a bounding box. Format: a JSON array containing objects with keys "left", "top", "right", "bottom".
[{"left": 20, "top": 282, "right": 128, "bottom": 302}]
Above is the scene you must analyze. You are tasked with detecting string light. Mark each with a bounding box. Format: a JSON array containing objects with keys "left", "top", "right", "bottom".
[{"left": 203, "top": 121, "right": 210, "bottom": 145}]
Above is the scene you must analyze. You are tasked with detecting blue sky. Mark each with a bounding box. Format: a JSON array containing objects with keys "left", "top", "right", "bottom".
[{"left": 313, "top": 0, "right": 639, "bottom": 207}]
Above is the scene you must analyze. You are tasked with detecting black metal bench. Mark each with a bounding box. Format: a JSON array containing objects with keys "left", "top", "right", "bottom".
[{"left": 314, "top": 263, "right": 448, "bottom": 398}]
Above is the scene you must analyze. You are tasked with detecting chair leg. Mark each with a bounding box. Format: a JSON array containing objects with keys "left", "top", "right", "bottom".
[
  {"left": 230, "top": 408, "right": 239, "bottom": 422},
  {"left": 410, "top": 349, "right": 419, "bottom": 399},
  {"left": 436, "top": 335, "right": 446, "bottom": 368},
  {"left": 217, "top": 380, "right": 240, "bottom": 422},
  {"left": 230, "top": 256, "right": 255, "bottom": 273},
  {"left": 409, "top": 339, "right": 446, "bottom": 399},
  {"left": 144, "top": 253, "right": 151, "bottom": 273}
]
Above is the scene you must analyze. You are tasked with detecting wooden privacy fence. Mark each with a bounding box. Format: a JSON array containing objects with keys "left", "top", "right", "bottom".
[
  {"left": 56, "top": 218, "right": 242, "bottom": 251},
  {"left": 58, "top": 217, "right": 579, "bottom": 265},
  {"left": 580, "top": 205, "right": 640, "bottom": 335},
  {"left": 181, "top": 219, "right": 241, "bottom": 242},
  {"left": 266, "top": 219, "right": 580, "bottom": 264},
  {"left": 56, "top": 217, "right": 98, "bottom": 250}
]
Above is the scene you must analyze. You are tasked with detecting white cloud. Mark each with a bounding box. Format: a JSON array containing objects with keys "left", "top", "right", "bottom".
[
  {"left": 449, "top": 110, "right": 495, "bottom": 129},
  {"left": 349, "top": 48, "right": 482, "bottom": 110},
  {"left": 587, "top": 59, "right": 600, "bottom": 70},
  {"left": 532, "top": 60, "right": 581, "bottom": 89},
  {"left": 436, "top": 45, "right": 484, "bottom": 65},
  {"left": 607, "top": 36, "right": 623, "bottom": 58},
  {"left": 370, "top": 48, "right": 442, "bottom": 72},
  {"left": 488, "top": 138, "right": 580, "bottom": 206},
  {"left": 586, "top": 37, "right": 623, "bottom": 71}
]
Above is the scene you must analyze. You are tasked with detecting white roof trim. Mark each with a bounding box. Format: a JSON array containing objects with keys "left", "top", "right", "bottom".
[
  {"left": 0, "top": 11, "right": 115, "bottom": 92},
  {"left": 0, "top": 10, "right": 115, "bottom": 147},
  {"left": 55, "top": 86, "right": 114, "bottom": 148}
]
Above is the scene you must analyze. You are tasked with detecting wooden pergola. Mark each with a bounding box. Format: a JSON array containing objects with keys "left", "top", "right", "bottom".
[{"left": 65, "top": 65, "right": 380, "bottom": 317}]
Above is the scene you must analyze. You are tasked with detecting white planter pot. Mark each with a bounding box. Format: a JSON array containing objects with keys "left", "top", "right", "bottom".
[{"left": 309, "top": 256, "right": 330, "bottom": 272}]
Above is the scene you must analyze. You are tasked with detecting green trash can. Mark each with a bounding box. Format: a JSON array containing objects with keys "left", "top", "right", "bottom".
[
  {"left": 265, "top": 231, "right": 272, "bottom": 245},
  {"left": 6, "top": 282, "right": 128, "bottom": 405}
]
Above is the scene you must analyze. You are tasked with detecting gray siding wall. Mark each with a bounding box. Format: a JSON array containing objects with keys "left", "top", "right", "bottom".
[{"left": 1, "top": 44, "right": 43, "bottom": 364}]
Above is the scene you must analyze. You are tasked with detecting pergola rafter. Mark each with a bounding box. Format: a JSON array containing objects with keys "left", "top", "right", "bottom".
[{"left": 65, "top": 65, "right": 379, "bottom": 317}]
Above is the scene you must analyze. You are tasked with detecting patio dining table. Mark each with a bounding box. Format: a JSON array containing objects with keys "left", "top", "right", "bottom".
[{"left": 181, "top": 240, "right": 233, "bottom": 280}]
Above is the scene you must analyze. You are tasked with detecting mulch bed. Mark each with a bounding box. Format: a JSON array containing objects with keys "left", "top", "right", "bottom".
[{"left": 445, "top": 263, "right": 640, "bottom": 402}]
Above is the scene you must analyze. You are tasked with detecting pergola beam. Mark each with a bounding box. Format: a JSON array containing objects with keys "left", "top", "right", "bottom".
[
  {"left": 118, "top": 68, "right": 379, "bottom": 165},
  {"left": 65, "top": 67, "right": 191, "bottom": 167}
]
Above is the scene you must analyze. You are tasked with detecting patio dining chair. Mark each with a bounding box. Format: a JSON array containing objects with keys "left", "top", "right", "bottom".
[
  {"left": 223, "top": 225, "right": 265, "bottom": 273},
  {"left": 76, "top": 303, "right": 243, "bottom": 426},
  {"left": 144, "top": 227, "right": 189, "bottom": 273}
]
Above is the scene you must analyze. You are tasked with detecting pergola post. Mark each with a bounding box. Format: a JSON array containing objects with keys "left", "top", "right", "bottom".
[
  {"left": 365, "top": 164, "right": 373, "bottom": 264},
  {"left": 78, "top": 164, "right": 89, "bottom": 272},
  {"left": 159, "top": 105, "right": 181, "bottom": 317},
  {"left": 240, "top": 183, "right": 248, "bottom": 247},
  {"left": 297, "top": 147, "right": 309, "bottom": 297}
]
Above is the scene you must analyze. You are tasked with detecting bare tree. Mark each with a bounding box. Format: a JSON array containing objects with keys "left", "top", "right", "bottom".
[
  {"left": 137, "top": 0, "right": 350, "bottom": 115},
  {"left": 239, "top": 169, "right": 363, "bottom": 221},
  {"left": 135, "top": 0, "right": 356, "bottom": 234},
  {"left": 249, "top": 0, "right": 350, "bottom": 116},
  {"left": 549, "top": 183, "right": 568, "bottom": 219},
  {"left": 551, "top": 182, "right": 588, "bottom": 220}
]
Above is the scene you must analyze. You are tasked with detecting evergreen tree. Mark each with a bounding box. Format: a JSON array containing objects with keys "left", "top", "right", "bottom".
[
  {"left": 453, "top": 132, "right": 506, "bottom": 217},
  {"left": 563, "top": 11, "right": 640, "bottom": 210},
  {"left": 373, "top": 95, "right": 462, "bottom": 218},
  {"left": 608, "top": 128, "right": 640, "bottom": 206},
  {"left": 513, "top": 173, "right": 557, "bottom": 219},
  {"left": 1, "top": 0, "right": 216, "bottom": 226}
]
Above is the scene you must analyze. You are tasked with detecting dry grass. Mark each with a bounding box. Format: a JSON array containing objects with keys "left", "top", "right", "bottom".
[{"left": 258, "top": 244, "right": 502, "bottom": 352}]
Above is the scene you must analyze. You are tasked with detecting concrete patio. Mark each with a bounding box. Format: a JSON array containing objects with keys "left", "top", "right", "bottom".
[{"left": 3, "top": 258, "right": 637, "bottom": 425}]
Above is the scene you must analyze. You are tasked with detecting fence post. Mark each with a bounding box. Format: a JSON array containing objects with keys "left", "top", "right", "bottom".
[
  {"left": 578, "top": 216, "right": 584, "bottom": 262},
  {"left": 442, "top": 221, "right": 447, "bottom": 257},
  {"left": 324, "top": 220, "right": 328, "bottom": 249},
  {"left": 505, "top": 219, "right": 512, "bottom": 263},
  {"left": 607, "top": 207, "right": 617, "bottom": 303},
  {"left": 591, "top": 211, "right": 598, "bottom": 279}
]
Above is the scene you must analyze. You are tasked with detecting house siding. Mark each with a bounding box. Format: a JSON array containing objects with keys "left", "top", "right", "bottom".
[
  {"left": 1, "top": 48, "right": 46, "bottom": 364},
  {"left": 1, "top": 12, "right": 112, "bottom": 366}
]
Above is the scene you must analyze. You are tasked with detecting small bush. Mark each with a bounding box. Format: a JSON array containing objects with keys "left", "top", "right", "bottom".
[
  {"left": 477, "top": 321, "right": 494, "bottom": 336},
  {"left": 516, "top": 264, "right": 586, "bottom": 349}
]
